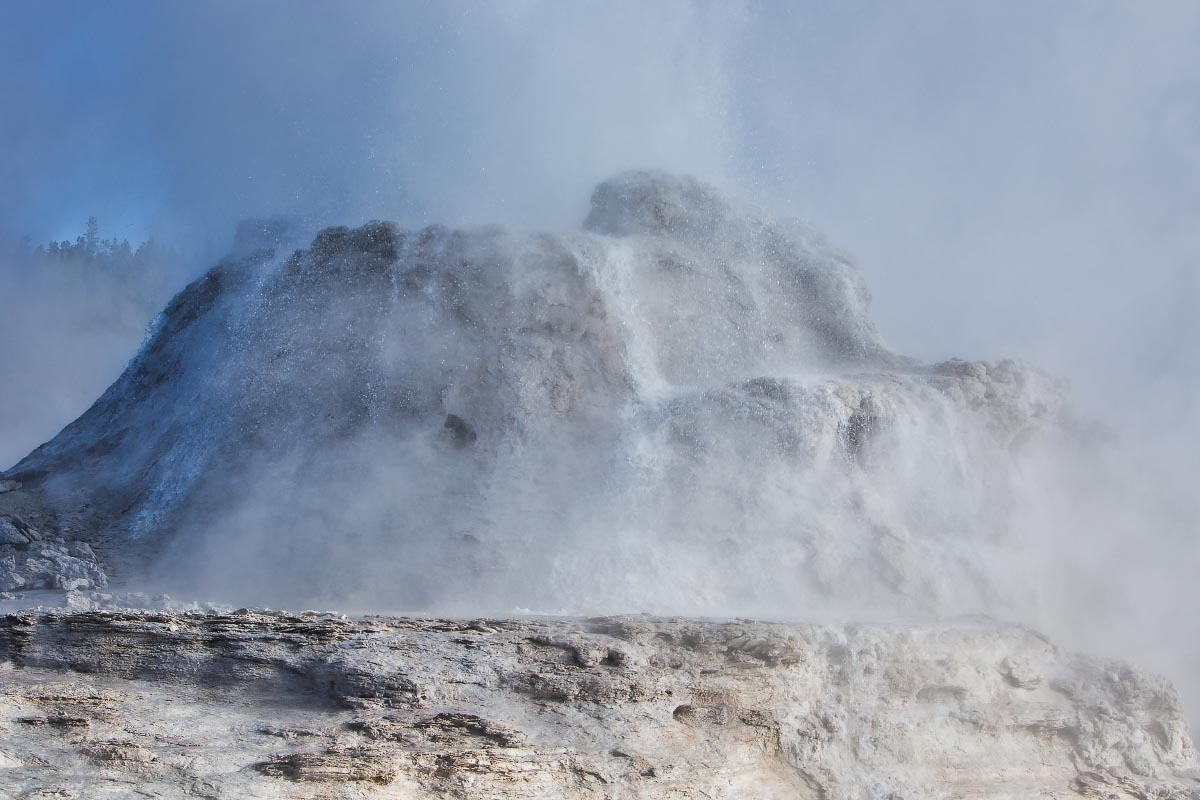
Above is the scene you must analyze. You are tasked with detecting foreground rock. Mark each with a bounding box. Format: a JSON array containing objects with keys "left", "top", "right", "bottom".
[{"left": 0, "top": 610, "right": 1195, "bottom": 798}]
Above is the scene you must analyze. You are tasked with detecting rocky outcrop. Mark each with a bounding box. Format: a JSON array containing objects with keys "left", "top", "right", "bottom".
[
  {"left": 0, "top": 514, "right": 106, "bottom": 594},
  {"left": 0, "top": 610, "right": 1194, "bottom": 798}
]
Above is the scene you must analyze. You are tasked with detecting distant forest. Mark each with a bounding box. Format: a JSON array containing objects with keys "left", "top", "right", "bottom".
[
  {"left": 8, "top": 217, "right": 179, "bottom": 277},
  {"left": 3, "top": 218, "right": 184, "bottom": 329}
]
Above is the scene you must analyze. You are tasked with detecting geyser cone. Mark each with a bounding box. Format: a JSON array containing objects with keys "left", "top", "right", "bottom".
[{"left": 7, "top": 172, "right": 1063, "bottom": 613}]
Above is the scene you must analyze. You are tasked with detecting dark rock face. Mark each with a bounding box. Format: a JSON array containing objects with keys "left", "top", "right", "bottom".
[
  {"left": 6, "top": 172, "right": 1062, "bottom": 614},
  {"left": 442, "top": 414, "right": 478, "bottom": 448}
]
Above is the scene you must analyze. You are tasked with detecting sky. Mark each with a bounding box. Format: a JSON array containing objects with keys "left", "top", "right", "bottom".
[{"left": 0, "top": 0, "right": 1197, "bottom": 478}]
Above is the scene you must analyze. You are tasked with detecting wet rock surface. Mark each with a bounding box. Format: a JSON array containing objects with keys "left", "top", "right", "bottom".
[{"left": 0, "top": 610, "right": 1195, "bottom": 799}]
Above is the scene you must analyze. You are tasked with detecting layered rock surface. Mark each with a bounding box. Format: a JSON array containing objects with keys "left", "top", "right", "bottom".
[{"left": 0, "top": 609, "right": 1195, "bottom": 799}]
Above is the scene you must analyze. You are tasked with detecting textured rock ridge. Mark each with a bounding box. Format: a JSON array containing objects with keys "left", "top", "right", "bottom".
[{"left": 0, "top": 610, "right": 1195, "bottom": 799}]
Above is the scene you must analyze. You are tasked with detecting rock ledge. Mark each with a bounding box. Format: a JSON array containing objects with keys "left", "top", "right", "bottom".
[{"left": 0, "top": 610, "right": 1195, "bottom": 798}]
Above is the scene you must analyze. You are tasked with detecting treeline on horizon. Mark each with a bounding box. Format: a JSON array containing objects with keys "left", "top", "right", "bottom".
[
  {"left": 2, "top": 217, "right": 184, "bottom": 330},
  {"left": 6, "top": 216, "right": 180, "bottom": 277}
]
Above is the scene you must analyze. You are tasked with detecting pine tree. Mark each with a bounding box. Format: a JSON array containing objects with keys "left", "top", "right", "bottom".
[{"left": 85, "top": 216, "right": 99, "bottom": 255}]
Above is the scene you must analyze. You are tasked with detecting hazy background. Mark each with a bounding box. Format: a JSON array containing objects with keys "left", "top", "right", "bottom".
[{"left": 0, "top": 1, "right": 1197, "bottom": 700}]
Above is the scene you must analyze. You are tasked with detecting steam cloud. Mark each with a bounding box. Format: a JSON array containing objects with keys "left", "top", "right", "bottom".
[{"left": 1, "top": 1, "right": 1197, "bottom": 719}]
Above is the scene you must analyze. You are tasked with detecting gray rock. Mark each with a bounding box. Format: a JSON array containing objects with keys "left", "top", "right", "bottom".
[
  {"left": 0, "top": 535, "right": 106, "bottom": 594},
  {"left": 0, "top": 515, "right": 39, "bottom": 545},
  {"left": 0, "top": 555, "right": 25, "bottom": 591},
  {"left": 0, "top": 611, "right": 1194, "bottom": 799}
]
